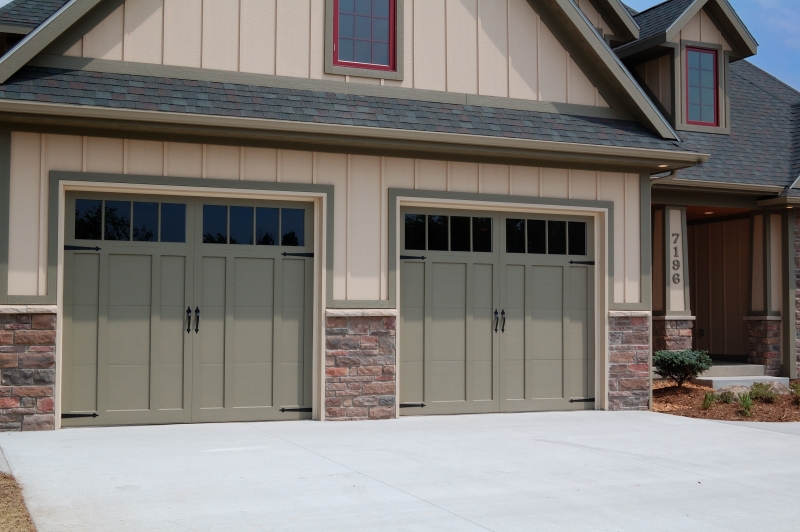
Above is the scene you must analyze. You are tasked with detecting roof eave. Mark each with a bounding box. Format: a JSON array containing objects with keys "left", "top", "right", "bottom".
[{"left": 0, "top": 22, "right": 33, "bottom": 35}]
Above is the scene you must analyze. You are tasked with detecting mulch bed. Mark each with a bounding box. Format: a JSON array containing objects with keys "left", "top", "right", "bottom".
[
  {"left": 653, "top": 380, "right": 800, "bottom": 422},
  {"left": 0, "top": 473, "right": 36, "bottom": 532}
]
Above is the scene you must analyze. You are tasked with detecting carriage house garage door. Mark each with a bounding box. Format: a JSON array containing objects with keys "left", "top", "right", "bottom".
[
  {"left": 399, "top": 208, "right": 596, "bottom": 415},
  {"left": 61, "top": 192, "right": 314, "bottom": 427}
]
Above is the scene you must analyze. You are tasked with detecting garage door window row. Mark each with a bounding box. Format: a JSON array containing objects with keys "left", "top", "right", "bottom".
[
  {"left": 202, "top": 205, "right": 305, "bottom": 246},
  {"left": 506, "top": 219, "right": 587, "bottom": 256},
  {"left": 75, "top": 199, "right": 186, "bottom": 243},
  {"left": 404, "top": 214, "right": 492, "bottom": 252}
]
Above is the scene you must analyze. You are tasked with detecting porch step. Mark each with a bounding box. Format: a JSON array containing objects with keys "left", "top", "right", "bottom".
[
  {"left": 701, "top": 363, "right": 766, "bottom": 378},
  {"left": 691, "top": 376, "right": 790, "bottom": 390}
]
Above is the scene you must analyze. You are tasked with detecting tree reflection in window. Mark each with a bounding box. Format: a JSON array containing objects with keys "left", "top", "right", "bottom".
[
  {"left": 75, "top": 199, "right": 102, "bottom": 240},
  {"left": 104, "top": 201, "right": 131, "bottom": 241}
]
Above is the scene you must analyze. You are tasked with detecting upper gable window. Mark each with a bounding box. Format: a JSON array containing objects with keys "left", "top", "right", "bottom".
[
  {"left": 334, "top": 0, "right": 396, "bottom": 72},
  {"left": 686, "top": 48, "right": 718, "bottom": 126}
]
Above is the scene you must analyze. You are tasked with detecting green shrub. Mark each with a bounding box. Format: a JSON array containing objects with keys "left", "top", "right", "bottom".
[
  {"left": 717, "top": 391, "right": 734, "bottom": 404},
  {"left": 653, "top": 349, "right": 713, "bottom": 387},
  {"left": 790, "top": 382, "right": 800, "bottom": 405},
  {"left": 702, "top": 392, "right": 716, "bottom": 410},
  {"left": 739, "top": 392, "right": 753, "bottom": 417},
  {"left": 750, "top": 382, "right": 778, "bottom": 403}
]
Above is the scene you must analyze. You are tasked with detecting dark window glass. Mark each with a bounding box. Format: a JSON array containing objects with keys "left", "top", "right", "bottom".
[
  {"left": 161, "top": 203, "right": 186, "bottom": 243},
  {"left": 548, "top": 221, "right": 567, "bottom": 255},
  {"left": 506, "top": 219, "right": 525, "bottom": 254},
  {"left": 427, "top": 215, "right": 448, "bottom": 251},
  {"left": 687, "top": 49, "right": 716, "bottom": 124},
  {"left": 104, "top": 200, "right": 131, "bottom": 241},
  {"left": 203, "top": 205, "right": 228, "bottom": 244},
  {"left": 282, "top": 209, "right": 305, "bottom": 246},
  {"left": 568, "top": 222, "right": 587, "bottom": 256},
  {"left": 472, "top": 217, "right": 492, "bottom": 252},
  {"left": 337, "top": 0, "right": 391, "bottom": 66},
  {"left": 75, "top": 199, "right": 102, "bottom": 240},
  {"left": 132, "top": 202, "right": 158, "bottom": 242},
  {"left": 527, "top": 220, "right": 546, "bottom": 254},
  {"left": 256, "top": 207, "right": 279, "bottom": 246},
  {"left": 450, "top": 216, "right": 471, "bottom": 252},
  {"left": 404, "top": 214, "right": 425, "bottom": 250},
  {"left": 229, "top": 206, "right": 254, "bottom": 245}
]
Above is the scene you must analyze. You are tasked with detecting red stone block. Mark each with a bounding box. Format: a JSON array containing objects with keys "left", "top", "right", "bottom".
[
  {"left": 0, "top": 397, "right": 19, "bottom": 409},
  {"left": 12, "top": 386, "right": 53, "bottom": 398},
  {"left": 345, "top": 407, "right": 368, "bottom": 418},
  {"left": 382, "top": 365, "right": 396, "bottom": 375},
  {"left": 347, "top": 317, "right": 370, "bottom": 335},
  {"left": 325, "top": 317, "right": 347, "bottom": 329},
  {"left": 619, "top": 378, "right": 649, "bottom": 391},
  {"left": 31, "top": 314, "right": 56, "bottom": 330},
  {"left": 363, "top": 382, "right": 395, "bottom": 395},
  {"left": 0, "top": 331, "right": 13, "bottom": 345},
  {"left": 325, "top": 367, "right": 348, "bottom": 377},
  {"left": 14, "top": 330, "right": 56, "bottom": 346},
  {"left": 369, "top": 406, "right": 395, "bottom": 420},
  {"left": 18, "top": 353, "right": 55, "bottom": 369},
  {"left": 609, "top": 351, "right": 635, "bottom": 364},
  {"left": 326, "top": 407, "right": 346, "bottom": 418},
  {"left": 36, "top": 397, "right": 55, "bottom": 413},
  {"left": 325, "top": 397, "right": 343, "bottom": 407},
  {"left": 22, "top": 414, "right": 54, "bottom": 431},
  {"left": 630, "top": 317, "right": 648, "bottom": 327},
  {"left": 0, "top": 387, "right": 10, "bottom": 397},
  {"left": 0, "top": 353, "right": 17, "bottom": 369},
  {"left": 357, "top": 366, "right": 383, "bottom": 376}
]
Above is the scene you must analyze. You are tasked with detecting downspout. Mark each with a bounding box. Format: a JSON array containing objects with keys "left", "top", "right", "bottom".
[{"left": 650, "top": 170, "right": 678, "bottom": 183}]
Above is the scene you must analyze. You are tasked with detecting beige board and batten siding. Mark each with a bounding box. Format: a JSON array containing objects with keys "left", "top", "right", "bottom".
[
  {"left": 7, "top": 133, "right": 643, "bottom": 305},
  {"left": 688, "top": 218, "right": 750, "bottom": 356},
  {"left": 62, "top": 0, "right": 609, "bottom": 107},
  {"left": 668, "top": 9, "right": 733, "bottom": 50},
  {"left": 635, "top": 55, "right": 671, "bottom": 115}
]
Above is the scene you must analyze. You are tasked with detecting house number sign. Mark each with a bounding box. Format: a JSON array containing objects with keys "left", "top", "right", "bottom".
[
  {"left": 667, "top": 208, "right": 686, "bottom": 312},
  {"left": 671, "top": 232, "right": 681, "bottom": 285}
]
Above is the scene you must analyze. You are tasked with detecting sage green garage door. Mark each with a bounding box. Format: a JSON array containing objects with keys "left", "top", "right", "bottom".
[
  {"left": 399, "top": 209, "right": 595, "bottom": 415},
  {"left": 61, "top": 193, "right": 314, "bottom": 427}
]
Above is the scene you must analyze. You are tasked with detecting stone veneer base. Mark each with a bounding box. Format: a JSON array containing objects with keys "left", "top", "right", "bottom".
[
  {"left": 0, "top": 314, "right": 56, "bottom": 431},
  {"left": 608, "top": 311, "right": 651, "bottom": 411},
  {"left": 325, "top": 316, "right": 396, "bottom": 421},
  {"left": 652, "top": 320, "right": 694, "bottom": 352},
  {"left": 746, "top": 319, "right": 781, "bottom": 377}
]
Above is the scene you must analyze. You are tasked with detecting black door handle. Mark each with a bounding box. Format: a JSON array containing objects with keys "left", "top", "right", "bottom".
[
  {"left": 186, "top": 307, "right": 191, "bottom": 334},
  {"left": 501, "top": 310, "right": 506, "bottom": 333},
  {"left": 494, "top": 310, "right": 499, "bottom": 333},
  {"left": 194, "top": 307, "right": 200, "bottom": 334}
]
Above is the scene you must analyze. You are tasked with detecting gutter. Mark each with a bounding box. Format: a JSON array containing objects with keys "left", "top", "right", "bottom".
[
  {"left": 0, "top": 99, "right": 708, "bottom": 170},
  {"left": 654, "top": 177, "right": 785, "bottom": 194}
]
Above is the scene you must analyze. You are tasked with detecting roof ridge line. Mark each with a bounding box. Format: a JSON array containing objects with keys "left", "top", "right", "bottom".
[
  {"left": 732, "top": 62, "right": 800, "bottom": 106},
  {"left": 631, "top": 0, "right": 683, "bottom": 19}
]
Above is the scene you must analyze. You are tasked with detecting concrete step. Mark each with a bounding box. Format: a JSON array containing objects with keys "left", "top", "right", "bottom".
[
  {"left": 691, "top": 376, "right": 790, "bottom": 390},
  {"left": 701, "top": 363, "right": 766, "bottom": 378}
]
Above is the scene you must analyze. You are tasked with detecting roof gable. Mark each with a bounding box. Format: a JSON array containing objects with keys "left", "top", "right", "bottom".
[
  {"left": 0, "top": 0, "right": 68, "bottom": 33},
  {"left": 616, "top": 0, "right": 757, "bottom": 60}
]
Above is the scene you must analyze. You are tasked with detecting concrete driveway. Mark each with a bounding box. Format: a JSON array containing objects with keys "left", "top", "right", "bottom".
[{"left": 1, "top": 411, "right": 799, "bottom": 532}]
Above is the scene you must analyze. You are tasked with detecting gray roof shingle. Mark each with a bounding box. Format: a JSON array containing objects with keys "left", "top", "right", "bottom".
[
  {"left": 617, "top": 0, "right": 694, "bottom": 49},
  {"left": 0, "top": 65, "right": 690, "bottom": 152},
  {"left": 677, "top": 60, "right": 800, "bottom": 188},
  {"left": 0, "top": 0, "right": 68, "bottom": 28}
]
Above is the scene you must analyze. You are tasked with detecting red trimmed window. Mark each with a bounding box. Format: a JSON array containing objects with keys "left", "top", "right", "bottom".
[
  {"left": 686, "top": 48, "right": 718, "bottom": 126},
  {"left": 333, "top": 0, "right": 396, "bottom": 72}
]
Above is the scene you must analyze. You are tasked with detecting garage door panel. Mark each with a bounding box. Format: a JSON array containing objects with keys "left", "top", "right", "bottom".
[
  {"left": 531, "top": 266, "right": 563, "bottom": 309},
  {"left": 432, "top": 263, "right": 466, "bottom": 308},
  {"left": 400, "top": 307, "right": 424, "bottom": 363},
  {"left": 202, "top": 257, "right": 226, "bottom": 307},
  {"left": 530, "top": 310, "right": 563, "bottom": 360},
  {"left": 70, "top": 365, "right": 98, "bottom": 412},
  {"left": 564, "top": 359, "right": 589, "bottom": 398},
  {"left": 569, "top": 267, "right": 589, "bottom": 310},
  {"left": 235, "top": 258, "right": 274, "bottom": 307},
  {"left": 401, "top": 361, "right": 424, "bottom": 402},
  {"left": 504, "top": 359, "right": 525, "bottom": 400},
  {"left": 160, "top": 256, "right": 186, "bottom": 306},
  {"left": 401, "top": 262, "right": 425, "bottom": 308},
  {"left": 107, "top": 306, "right": 151, "bottom": 366},
  {"left": 472, "top": 360, "right": 493, "bottom": 400},
  {"left": 530, "top": 360, "right": 563, "bottom": 399},
  {"left": 279, "top": 362, "right": 303, "bottom": 407},
  {"left": 71, "top": 306, "right": 99, "bottom": 366},
  {"left": 234, "top": 307, "right": 274, "bottom": 363},
  {"left": 109, "top": 255, "right": 152, "bottom": 306},
  {"left": 567, "top": 309, "right": 589, "bottom": 360},
  {"left": 107, "top": 364, "right": 150, "bottom": 411},
  {"left": 430, "top": 308, "right": 466, "bottom": 362},
  {"left": 233, "top": 363, "right": 272, "bottom": 407},
  {"left": 472, "top": 311, "right": 493, "bottom": 360},
  {"left": 160, "top": 306, "right": 187, "bottom": 365},
  {"left": 199, "top": 364, "right": 225, "bottom": 409},
  {"left": 72, "top": 254, "right": 100, "bottom": 306},
  {"left": 282, "top": 259, "right": 305, "bottom": 307},
  {"left": 199, "top": 306, "right": 225, "bottom": 364},
  {"left": 159, "top": 363, "right": 184, "bottom": 410},
  {"left": 280, "top": 307, "right": 304, "bottom": 363},
  {"left": 429, "top": 361, "right": 465, "bottom": 402},
  {"left": 473, "top": 264, "right": 494, "bottom": 308}
]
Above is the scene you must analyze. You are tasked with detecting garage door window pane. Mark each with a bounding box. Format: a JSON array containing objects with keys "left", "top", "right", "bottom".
[
  {"left": 75, "top": 199, "right": 102, "bottom": 240},
  {"left": 405, "top": 214, "right": 426, "bottom": 250},
  {"left": 527, "top": 220, "right": 546, "bottom": 254},
  {"left": 568, "top": 222, "right": 587, "bottom": 256},
  {"left": 161, "top": 203, "right": 186, "bottom": 243},
  {"left": 548, "top": 221, "right": 567, "bottom": 255},
  {"left": 472, "top": 217, "right": 492, "bottom": 252},
  {"left": 132, "top": 202, "right": 158, "bottom": 242},
  {"left": 427, "top": 215, "right": 448, "bottom": 251},
  {"left": 104, "top": 200, "right": 131, "bottom": 241},
  {"left": 506, "top": 219, "right": 525, "bottom": 254},
  {"left": 203, "top": 205, "right": 228, "bottom": 244},
  {"left": 282, "top": 208, "right": 305, "bottom": 246},
  {"left": 451, "top": 216, "right": 471, "bottom": 252},
  {"left": 256, "top": 207, "right": 279, "bottom": 246},
  {"left": 230, "top": 206, "right": 254, "bottom": 245}
]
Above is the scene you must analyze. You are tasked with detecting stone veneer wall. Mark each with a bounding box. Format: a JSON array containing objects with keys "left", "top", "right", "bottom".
[
  {"left": 325, "top": 315, "right": 396, "bottom": 421},
  {"left": 608, "top": 311, "right": 650, "bottom": 411},
  {"left": 652, "top": 319, "right": 693, "bottom": 352},
  {"left": 747, "top": 319, "right": 782, "bottom": 377},
  {"left": 0, "top": 314, "right": 56, "bottom": 431}
]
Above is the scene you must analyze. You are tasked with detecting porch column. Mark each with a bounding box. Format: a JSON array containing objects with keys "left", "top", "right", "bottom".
[
  {"left": 745, "top": 212, "right": 785, "bottom": 376},
  {"left": 652, "top": 206, "right": 694, "bottom": 351}
]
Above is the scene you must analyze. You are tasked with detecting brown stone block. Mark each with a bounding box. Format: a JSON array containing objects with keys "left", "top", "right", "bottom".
[
  {"left": 353, "top": 396, "right": 379, "bottom": 407},
  {"left": 335, "top": 356, "right": 362, "bottom": 367},
  {"left": 360, "top": 336, "right": 379, "bottom": 348},
  {"left": 0, "top": 331, "right": 13, "bottom": 345},
  {"left": 619, "top": 378, "right": 649, "bottom": 392},
  {"left": 348, "top": 317, "right": 370, "bottom": 335},
  {"left": 609, "top": 352, "right": 635, "bottom": 364},
  {"left": 374, "top": 375, "right": 395, "bottom": 382},
  {"left": 14, "top": 330, "right": 56, "bottom": 346},
  {"left": 325, "top": 336, "right": 360, "bottom": 350},
  {"left": 621, "top": 332, "right": 649, "bottom": 346},
  {"left": 383, "top": 316, "right": 396, "bottom": 331},
  {"left": 18, "top": 353, "right": 55, "bottom": 369},
  {"left": 357, "top": 366, "right": 383, "bottom": 376},
  {"left": 326, "top": 317, "right": 347, "bottom": 329},
  {"left": 0, "top": 353, "right": 17, "bottom": 369},
  {"left": 363, "top": 382, "right": 395, "bottom": 395},
  {"left": 325, "top": 367, "right": 348, "bottom": 377},
  {"left": 627, "top": 364, "right": 650, "bottom": 374},
  {"left": 369, "top": 406, "right": 395, "bottom": 420},
  {"left": 326, "top": 407, "right": 346, "bottom": 418},
  {"left": 630, "top": 317, "right": 648, "bottom": 327},
  {"left": 345, "top": 407, "right": 368, "bottom": 418},
  {"left": 382, "top": 365, "right": 396, "bottom": 375},
  {"left": 379, "top": 336, "right": 396, "bottom": 354},
  {"left": 31, "top": 314, "right": 56, "bottom": 330},
  {"left": 0, "top": 397, "right": 19, "bottom": 409},
  {"left": 326, "top": 397, "right": 343, "bottom": 407},
  {"left": 346, "top": 383, "right": 363, "bottom": 391},
  {"left": 36, "top": 397, "right": 54, "bottom": 413},
  {"left": 338, "top": 376, "right": 374, "bottom": 383},
  {"left": 334, "top": 390, "right": 361, "bottom": 398},
  {"left": 12, "top": 386, "right": 53, "bottom": 397},
  {"left": 0, "top": 386, "right": 10, "bottom": 397}
]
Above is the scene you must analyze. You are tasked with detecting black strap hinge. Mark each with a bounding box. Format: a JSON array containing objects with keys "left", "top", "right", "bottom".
[
  {"left": 399, "top": 403, "right": 426, "bottom": 408},
  {"left": 65, "top": 245, "right": 101, "bottom": 251},
  {"left": 280, "top": 407, "right": 312, "bottom": 413},
  {"left": 569, "top": 398, "right": 596, "bottom": 403},
  {"left": 281, "top": 252, "right": 314, "bottom": 258},
  {"left": 61, "top": 413, "right": 99, "bottom": 419},
  {"left": 400, "top": 255, "right": 426, "bottom": 261},
  {"left": 569, "top": 261, "right": 595, "bottom": 265}
]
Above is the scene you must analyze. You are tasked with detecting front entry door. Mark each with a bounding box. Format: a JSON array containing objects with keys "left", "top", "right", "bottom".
[
  {"left": 62, "top": 193, "right": 314, "bottom": 427},
  {"left": 399, "top": 209, "right": 595, "bottom": 416}
]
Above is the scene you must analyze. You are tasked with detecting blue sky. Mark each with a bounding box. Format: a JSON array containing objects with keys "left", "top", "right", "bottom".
[{"left": 623, "top": 0, "right": 800, "bottom": 90}]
